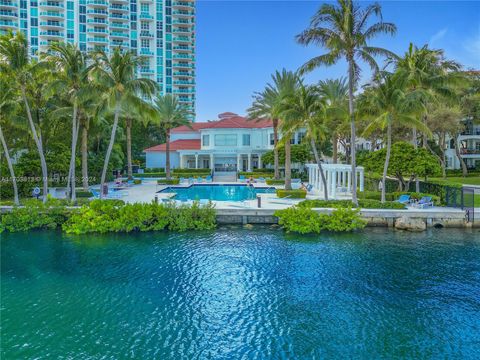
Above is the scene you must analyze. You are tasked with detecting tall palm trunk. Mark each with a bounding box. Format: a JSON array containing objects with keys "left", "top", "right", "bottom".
[
  {"left": 347, "top": 60, "right": 358, "bottom": 205},
  {"left": 21, "top": 88, "right": 48, "bottom": 203},
  {"left": 81, "top": 121, "right": 89, "bottom": 191},
  {"left": 453, "top": 134, "right": 468, "bottom": 177},
  {"left": 310, "top": 138, "right": 328, "bottom": 200},
  {"left": 381, "top": 120, "right": 392, "bottom": 203},
  {"left": 412, "top": 126, "right": 420, "bottom": 192},
  {"left": 0, "top": 125, "right": 19, "bottom": 205},
  {"left": 67, "top": 103, "right": 78, "bottom": 202},
  {"left": 332, "top": 134, "right": 338, "bottom": 163},
  {"left": 273, "top": 119, "right": 279, "bottom": 179},
  {"left": 100, "top": 104, "right": 120, "bottom": 198},
  {"left": 284, "top": 137, "right": 292, "bottom": 190},
  {"left": 126, "top": 117, "right": 133, "bottom": 180},
  {"left": 165, "top": 128, "right": 171, "bottom": 180}
]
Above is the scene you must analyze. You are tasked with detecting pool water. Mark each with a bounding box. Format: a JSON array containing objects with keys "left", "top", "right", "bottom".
[
  {"left": 159, "top": 184, "right": 276, "bottom": 201},
  {"left": 2, "top": 228, "right": 480, "bottom": 359}
]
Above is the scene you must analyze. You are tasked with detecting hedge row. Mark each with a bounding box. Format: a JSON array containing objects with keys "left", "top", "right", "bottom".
[
  {"left": 276, "top": 189, "right": 307, "bottom": 199},
  {"left": 266, "top": 179, "right": 285, "bottom": 185},
  {"left": 1, "top": 199, "right": 216, "bottom": 233},
  {"left": 157, "top": 179, "right": 180, "bottom": 185},
  {"left": 136, "top": 172, "right": 211, "bottom": 178},
  {"left": 299, "top": 199, "right": 406, "bottom": 210}
]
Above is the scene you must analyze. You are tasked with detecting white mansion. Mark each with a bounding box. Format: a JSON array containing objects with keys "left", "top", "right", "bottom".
[{"left": 144, "top": 112, "right": 306, "bottom": 172}]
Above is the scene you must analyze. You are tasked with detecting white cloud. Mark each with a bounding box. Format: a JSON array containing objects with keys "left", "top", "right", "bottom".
[
  {"left": 429, "top": 28, "right": 448, "bottom": 46},
  {"left": 463, "top": 31, "right": 480, "bottom": 56}
]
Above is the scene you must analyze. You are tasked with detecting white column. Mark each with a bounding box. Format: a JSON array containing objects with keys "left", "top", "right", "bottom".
[
  {"left": 195, "top": 154, "right": 199, "bottom": 169},
  {"left": 359, "top": 169, "right": 364, "bottom": 192},
  {"left": 210, "top": 153, "right": 214, "bottom": 171},
  {"left": 308, "top": 166, "right": 313, "bottom": 184},
  {"left": 179, "top": 154, "right": 184, "bottom": 169},
  {"left": 331, "top": 170, "right": 337, "bottom": 199},
  {"left": 347, "top": 170, "right": 351, "bottom": 191},
  {"left": 237, "top": 153, "right": 242, "bottom": 172},
  {"left": 342, "top": 171, "right": 347, "bottom": 187},
  {"left": 258, "top": 154, "right": 262, "bottom": 169},
  {"left": 247, "top": 153, "right": 252, "bottom": 172}
]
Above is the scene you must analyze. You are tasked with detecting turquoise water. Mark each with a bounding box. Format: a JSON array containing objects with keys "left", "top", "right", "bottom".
[
  {"left": 1, "top": 228, "right": 480, "bottom": 359},
  {"left": 159, "top": 184, "right": 276, "bottom": 201}
]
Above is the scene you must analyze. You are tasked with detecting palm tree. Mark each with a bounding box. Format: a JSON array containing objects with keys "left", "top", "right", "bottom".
[
  {"left": 296, "top": 0, "right": 397, "bottom": 204},
  {"left": 317, "top": 78, "right": 349, "bottom": 163},
  {"left": 0, "top": 78, "right": 19, "bottom": 205},
  {"left": 248, "top": 69, "right": 300, "bottom": 190},
  {"left": 153, "top": 94, "right": 191, "bottom": 179},
  {"left": 360, "top": 73, "right": 430, "bottom": 202},
  {"left": 248, "top": 88, "right": 280, "bottom": 179},
  {"left": 393, "top": 43, "right": 463, "bottom": 183},
  {"left": 0, "top": 30, "right": 49, "bottom": 203},
  {"left": 281, "top": 85, "right": 329, "bottom": 199},
  {"left": 89, "top": 48, "right": 156, "bottom": 197},
  {"left": 46, "top": 42, "right": 89, "bottom": 202}
]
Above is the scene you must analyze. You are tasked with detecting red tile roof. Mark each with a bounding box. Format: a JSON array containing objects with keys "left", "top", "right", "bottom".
[
  {"left": 171, "top": 115, "right": 272, "bottom": 133},
  {"left": 144, "top": 139, "right": 201, "bottom": 152}
]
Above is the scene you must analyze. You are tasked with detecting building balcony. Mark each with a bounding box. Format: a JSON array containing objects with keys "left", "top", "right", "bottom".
[
  {"left": 139, "top": 67, "right": 154, "bottom": 75},
  {"left": 109, "top": 5, "right": 129, "bottom": 12},
  {"left": 87, "top": 18, "right": 108, "bottom": 26},
  {"left": 0, "top": 10, "right": 17, "bottom": 19},
  {"left": 110, "top": 0, "right": 128, "bottom": 3},
  {"left": 173, "top": 71, "right": 194, "bottom": 77},
  {"left": 139, "top": 48, "right": 154, "bottom": 56},
  {"left": 88, "top": 37, "right": 108, "bottom": 44},
  {"left": 39, "top": 31, "right": 64, "bottom": 38},
  {"left": 87, "top": 46, "right": 109, "bottom": 53},
  {"left": 173, "top": 45, "right": 193, "bottom": 52},
  {"left": 172, "top": 36, "right": 191, "bottom": 43},
  {"left": 111, "top": 42, "right": 129, "bottom": 49},
  {"left": 173, "top": 54, "right": 194, "bottom": 60},
  {"left": 109, "top": 13, "right": 129, "bottom": 21},
  {"left": 0, "top": 19, "right": 17, "bottom": 28},
  {"left": 39, "top": 21, "right": 64, "bottom": 29},
  {"left": 172, "top": 19, "right": 193, "bottom": 26},
  {"left": 173, "top": 62, "right": 193, "bottom": 69},
  {"left": 86, "top": 0, "right": 108, "bottom": 6},
  {"left": 39, "top": 11, "right": 64, "bottom": 19},
  {"left": 173, "top": 27, "right": 193, "bottom": 35},
  {"left": 174, "top": 88, "right": 195, "bottom": 94},
  {"left": 87, "top": 9, "right": 108, "bottom": 16},
  {"left": 109, "top": 22, "right": 128, "bottom": 29},
  {"left": 172, "top": 1, "right": 194, "bottom": 10},
  {"left": 39, "top": 1, "right": 64, "bottom": 10},
  {"left": 460, "top": 149, "right": 480, "bottom": 156},
  {"left": 110, "top": 31, "right": 129, "bottom": 39},
  {"left": 173, "top": 80, "right": 195, "bottom": 85},
  {"left": 139, "top": 31, "right": 154, "bottom": 38},
  {"left": 139, "top": 13, "right": 154, "bottom": 21},
  {"left": 0, "top": 1, "right": 17, "bottom": 10},
  {"left": 172, "top": 10, "right": 194, "bottom": 18},
  {"left": 87, "top": 28, "right": 108, "bottom": 34}
]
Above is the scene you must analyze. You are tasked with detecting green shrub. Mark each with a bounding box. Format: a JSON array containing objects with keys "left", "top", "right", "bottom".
[
  {"left": 133, "top": 179, "right": 142, "bottom": 185},
  {"left": 299, "top": 199, "right": 406, "bottom": 210},
  {"left": 157, "top": 179, "right": 180, "bottom": 185},
  {"left": 1, "top": 198, "right": 71, "bottom": 232},
  {"left": 136, "top": 172, "right": 166, "bottom": 178},
  {"left": 173, "top": 169, "right": 212, "bottom": 174},
  {"left": 76, "top": 190, "right": 93, "bottom": 198},
  {"left": 276, "top": 189, "right": 307, "bottom": 199},
  {"left": 239, "top": 172, "right": 274, "bottom": 178},
  {"left": 252, "top": 168, "right": 274, "bottom": 173},
  {"left": 165, "top": 202, "right": 216, "bottom": 231},
  {"left": 145, "top": 167, "right": 165, "bottom": 172},
  {"left": 274, "top": 206, "right": 366, "bottom": 234},
  {"left": 62, "top": 200, "right": 216, "bottom": 234},
  {"left": 266, "top": 179, "right": 286, "bottom": 185}
]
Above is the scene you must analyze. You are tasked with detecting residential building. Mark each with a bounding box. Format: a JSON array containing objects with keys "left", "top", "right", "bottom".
[
  {"left": 445, "top": 119, "right": 480, "bottom": 170},
  {"left": 144, "top": 112, "right": 306, "bottom": 171},
  {"left": 0, "top": 0, "right": 196, "bottom": 118}
]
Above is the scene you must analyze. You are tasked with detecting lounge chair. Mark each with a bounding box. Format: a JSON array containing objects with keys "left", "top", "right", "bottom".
[
  {"left": 188, "top": 177, "right": 194, "bottom": 184},
  {"left": 306, "top": 184, "right": 314, "bottom": 192},
  {"left": 179, "top": 177, "right": 186, "bottom": 184},
  {"left": 291, "top": 178, "right": 302, "bottom": 190},
  {"left": 197, "top": 177, "right": 204, "bottom": 183},
  {"left": 257, "top": 177, "right": 266, "bottom": 183},
  {"left": 206, "top": 175, "right": 213, "bottom": 182},
  {"left": 239, "top": 175, "right": 246, "bottom": 183},
  {"left": 395, "top": 194, "right": 411, "bottom": 204},
  {"left": 415, "top": 196, "right": 433, "bottom": 209}
]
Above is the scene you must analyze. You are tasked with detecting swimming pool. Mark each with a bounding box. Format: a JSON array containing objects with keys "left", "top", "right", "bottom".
[{"left": 159, "top": 184, "right": 276, "bottom": 201}]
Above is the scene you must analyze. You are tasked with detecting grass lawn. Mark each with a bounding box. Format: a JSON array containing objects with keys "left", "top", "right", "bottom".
[{"left": 430, "top": 176, "right": 480, "bottom": 186}]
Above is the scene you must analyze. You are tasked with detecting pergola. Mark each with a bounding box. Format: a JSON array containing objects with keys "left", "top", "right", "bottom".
[{"left": 306, "top": 164, "right": 364, "bottom": 200}]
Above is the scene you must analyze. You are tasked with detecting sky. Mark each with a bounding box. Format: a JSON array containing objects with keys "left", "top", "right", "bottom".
[{"left": 195, "top": 1, "right": 480, "bottom": 122}]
